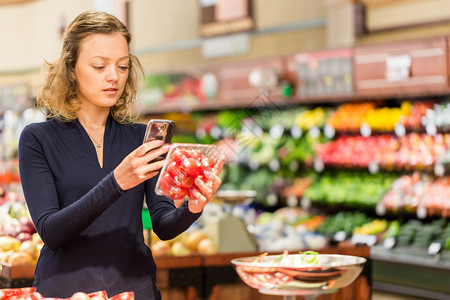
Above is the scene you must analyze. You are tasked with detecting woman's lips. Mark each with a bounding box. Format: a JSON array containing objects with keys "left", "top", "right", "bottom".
[{"left": 103, "top": 88, "right": 118, "bottom": 95}]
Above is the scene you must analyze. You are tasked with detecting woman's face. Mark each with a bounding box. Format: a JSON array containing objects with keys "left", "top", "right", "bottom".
[{"left": 73, "top": 32, "right": 129, "bottom": 111}]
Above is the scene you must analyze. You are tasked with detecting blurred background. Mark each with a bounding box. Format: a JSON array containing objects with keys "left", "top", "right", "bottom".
[{"left": 1, "top": 1, "right": 450, "bottom": 299}]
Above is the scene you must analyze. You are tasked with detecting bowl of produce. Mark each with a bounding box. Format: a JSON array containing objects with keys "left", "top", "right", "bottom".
[
  {"left": 231, "top": 251, "right": 366, "bottom": 296},
  {"left": 155, "top": 143, "right": 226, "bottom": 204}
]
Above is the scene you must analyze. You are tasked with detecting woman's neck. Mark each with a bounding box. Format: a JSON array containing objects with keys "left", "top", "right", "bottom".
[{"left": 77, "top": 108, "right": 110, "bottom": 130}]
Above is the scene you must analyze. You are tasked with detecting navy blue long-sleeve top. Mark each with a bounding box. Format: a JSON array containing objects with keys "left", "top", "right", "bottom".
[{"left": 18, "top": 115, "right": 201, "bottom": 299}]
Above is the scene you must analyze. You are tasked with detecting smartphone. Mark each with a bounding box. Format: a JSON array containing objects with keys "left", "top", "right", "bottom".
[{"left": 143, "top": 119, "right": 175, "bottom": 162}]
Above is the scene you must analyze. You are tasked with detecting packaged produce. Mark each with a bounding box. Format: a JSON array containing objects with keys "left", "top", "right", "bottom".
[{"left": 155, "top": 143, "right": 226, "bottom": 205}]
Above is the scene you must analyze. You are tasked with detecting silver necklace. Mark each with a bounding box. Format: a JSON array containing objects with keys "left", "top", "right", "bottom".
[{"left": 85, "top": 130, "right": 103, "bottom": 148}]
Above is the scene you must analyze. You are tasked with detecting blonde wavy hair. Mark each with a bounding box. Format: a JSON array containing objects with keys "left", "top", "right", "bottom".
[{"left": 37, "top": 11, "right": 143, "bottom": 123}]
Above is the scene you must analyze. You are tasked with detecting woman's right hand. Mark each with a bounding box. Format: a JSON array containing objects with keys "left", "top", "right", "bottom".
[{"left": 114, "top": 140, "right": 170, "bottom": 191}]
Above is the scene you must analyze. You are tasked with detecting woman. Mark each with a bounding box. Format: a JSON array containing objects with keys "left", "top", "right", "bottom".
[{"left": 18, "top": 11, "right": 221, "bottom": 299}]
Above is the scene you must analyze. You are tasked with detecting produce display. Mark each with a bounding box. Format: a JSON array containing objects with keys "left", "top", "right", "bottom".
[
  {"left": 150, "top": 228, "right": 218, "bottom": 257},
  {"left": 326, "top": 102, "right": 375, "bottom": 131},
  {"left": 155, "top": 143, "right": 226, "bottom": 205},
  {"left": 304, "top": 171, "right": 396, "bottom": 208},
  {"left": 381, "top": 172, "right": 450, "bottom": 217}
]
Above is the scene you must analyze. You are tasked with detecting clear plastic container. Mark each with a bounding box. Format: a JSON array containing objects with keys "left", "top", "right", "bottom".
[{"left": 155, "top": 143, "right": 226, "bottom": 205}]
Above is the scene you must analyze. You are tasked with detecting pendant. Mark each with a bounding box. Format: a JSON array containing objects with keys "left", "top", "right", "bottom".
[{"left": 97, "top": 143, "right": 102, "bottom": 147}]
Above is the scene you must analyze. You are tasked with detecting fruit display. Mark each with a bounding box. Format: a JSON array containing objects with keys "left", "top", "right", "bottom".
[
  {"left": 422, "top": 100, "right": 450, "bottom": 130},
  {"left": 381, "top": 171, "right": 450, "bottom": 217},
  {"left": 150, "top": 228, "right": 217, "bottom": 256},
  {"left": 363, "top": 104, "right": 408, "bottom": 132},
  {"left": 315, "top": 135, "right": 397, "bottom": 168},
  {"left": 375, "top": 133, "right": 450, "bottom": 171},
  {"left": 399, "top": 101, "right": 433, "bottom": 130},
  {"left": 0, "top": 233, "right": 42, "bottom": 266},
  {"left": 155, "top": 143, "right": 226, "bottom": 205},
  {"left": 326, "top": 102, "right": 375, "bottom": 132},
  {"left": 294, "top": 106, "right": 331, "bottom": 130}
]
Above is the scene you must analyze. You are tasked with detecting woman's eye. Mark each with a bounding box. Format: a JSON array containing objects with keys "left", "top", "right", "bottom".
[
  {"left": 93, "top": 66, "right": 105, "bottom": 70},
  {"left": 118, "top": 66, "right": 129, "bottom": 71}
]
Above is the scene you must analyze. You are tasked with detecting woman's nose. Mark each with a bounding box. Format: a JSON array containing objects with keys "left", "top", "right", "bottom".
[{"left": 106, "top": 66, "right": 119, "bottom": 81}]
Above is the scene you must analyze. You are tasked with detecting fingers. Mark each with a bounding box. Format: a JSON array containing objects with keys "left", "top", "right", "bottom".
[
  {"left": 145, "top": 144, "right": 170, "bottom": 164},
  {"left": 194, "top": 171, "right": 221, "bottom": 201},
  {"left": 135, "top": 140, "right": 165, "bottom": 157}
]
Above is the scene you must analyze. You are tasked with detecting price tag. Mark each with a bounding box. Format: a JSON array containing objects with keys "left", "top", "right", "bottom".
[
  {"left": 266, "top": 193, "right": 278, "bottom": 207},
  {"left": 291, "top": 126, "right": 302, "bottom": 139},
  {"left": 376, "top": 202, "right": 386, "bottom": 216},
  {"left": 195, "top": 128, "right": 207, "bottom": 140},
  {"left": 426, "top": 123, "right": 437, "bottom": 136},
  {"left": 268, "top": 158, "right": 280, "bottom": 172},
  {"left": 301, "top": 197, "right": 311, "bottom": 210},
  {"left": 313, "top": 157, "right": 325, "bottom": 173},
  {"left": 308, "top": 126, "right": 321, "bottom": 139},
  {"left": 428, "top": 242, "right": 441, "bottom": 255},
  {"left": 434, "top": 163, "right": 445, "bottom": 177},
  {"left": 334, "top": 231, "right": 347, "bottom": 242},
  {"left": 210, "top": 126, "right": 222, "bottom": 139},
  {"left": 252, "top": 125, "right": 264, "bottom": 138},
  {"left": 417, "top": 205, "right": 427, "bottom": 219},
  {"left": 394, "top": 123, "right": 406, "bottom": 137},
  {"left": 351, "top": 234, "right": 377, "bottom": 246},
  {"left": 383, "top": 237, "right": 396, "bottom": 249},
  {"left": 324, "top": 124, "right": 335, "bottom": 139},
  {"left": 269, "top": 124, "right": 284, "bottom": 139},
  {"left": 369, "top": 160, "right": 380, "bottom": 174},
  {"left": 385, "top": 54, "right": 411, "bottom": 82},
  {"left": 360, "top": 123, "right": 372, "bottom": 137},
  {"left": 286, "top": 195, "right": 298, "bottom": 207}
]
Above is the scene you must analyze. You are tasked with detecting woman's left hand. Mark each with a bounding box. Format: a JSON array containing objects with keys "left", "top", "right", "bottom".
[{"left": 188, "top": 157, "right": 225, "bottom": 213}]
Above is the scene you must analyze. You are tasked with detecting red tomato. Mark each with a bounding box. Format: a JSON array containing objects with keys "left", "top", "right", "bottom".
[
  {"left": 87, "top": 291, "right": 107, "bottom": 299},
  {"left": 189, "top": 149, "right": 204, "bottom": 161},
  {"left": 200, "top": 157, "right": 215, "bottom": 172},
  {"left": 179, "top": 158, "right": 202, "bottom": 175},
  {"left": 171, "top": 149, "right": 190, "bottom": 163},
  {"left": 108, "top": 292, "right": 135, "bottom": 300},
  {"left": 168, "top": 186, "right": 188, "bottom": 201},
  {"left": 159, "top": 173, "right": 173, "bottom": 194},
  {"left": 173, "top": 172, "right": 195, "bottom": 188},
  {"left": 166, "top": 161, "right": 180, "bottom": 176}
]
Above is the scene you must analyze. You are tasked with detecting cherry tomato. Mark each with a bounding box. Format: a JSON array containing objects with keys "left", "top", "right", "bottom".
[
  {"left": 168, "top": 186, "right": 188, "bottom": 201},
  {"left": 166, "top": 161, "right": 180, "bottom": 176},
  {"left": 179, "top": 157, "right": 203, "bottom": 175},
  {"left": 200, "top": 157, "right": 215, "bottom": 172},
  {"left": 171, "top": 149, "right": 190, "bottom": 163},
  {"left": 159, "top": 173, "right": 173, "bottom": 194},
  {"left": 189, "top": 149, "right": 204, "bottom": 161},
  {"left": 173, "top": 172, "right": 195, "bottom": 188}
]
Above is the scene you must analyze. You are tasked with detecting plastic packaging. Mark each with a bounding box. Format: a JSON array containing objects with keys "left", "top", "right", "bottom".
[{"left": 155, "top": 143, "right": 226, "bottom": 204}]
